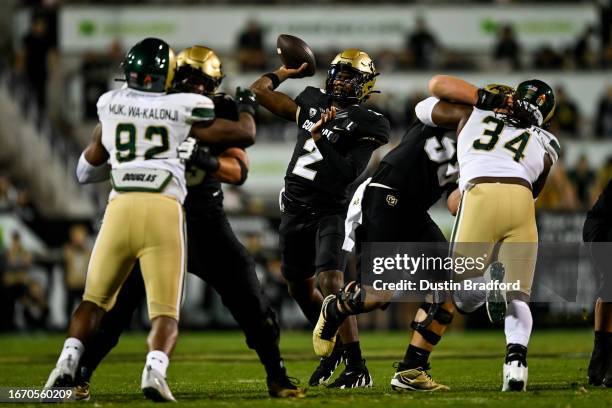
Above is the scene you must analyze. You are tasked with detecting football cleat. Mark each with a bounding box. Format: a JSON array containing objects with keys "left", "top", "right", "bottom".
[
  {"left": 141, "top": 365, "right": 176, "bottom": 402},
  {"left": 44, "top": 356, "right": 77, "bottom": 389},
  {"left": 502, "top": 360, "right": 528, "bottom": 391},
  {"left": 309, "top": 347, "right": 344, "bottom": 386},
  {"left": 485, "top": 262, "right": 507, "bottom": 323},
  {"left": 74, "top": 381, "right": 90, "bottom": 401},
  {"left": 313, "top": 295, "right": 341, "bottom": 357},
  {"left": 327, "top": 360, "right": 372, "bottom": 389},
  {"left": 390, "top": 363, "right": 450, "bottom": 392},
  {"left": 267, "top": 370, "right": 307, "bottom": 398}
]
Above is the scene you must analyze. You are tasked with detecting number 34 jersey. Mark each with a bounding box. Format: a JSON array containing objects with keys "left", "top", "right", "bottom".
[
  {"left": 457, "top": 107, "right": 560, "bottom": 192},
  {"left": 285, "top": 86, "right": 390, "bottom": 210},
  {"left": 97, "top": 87, "right": 215, "bottom": 202}
]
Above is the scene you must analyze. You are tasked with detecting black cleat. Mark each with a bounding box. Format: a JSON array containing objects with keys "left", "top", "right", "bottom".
[
  {"left": 327, "top": 359, "right": 372, "bottom": 389},
  {"left": 309, "top": 347, "right": 344, "bottom": 386},
  {"left": 588, "top": 340, "right": 607, "bottom": 386},
  {"left": 267, "top": 369, "right": 307, "bottom": 398}
]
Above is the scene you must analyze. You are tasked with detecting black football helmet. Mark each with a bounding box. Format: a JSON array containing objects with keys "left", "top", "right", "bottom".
[{"left": 121, "top": 37, "right": 176, "bottom": 93}]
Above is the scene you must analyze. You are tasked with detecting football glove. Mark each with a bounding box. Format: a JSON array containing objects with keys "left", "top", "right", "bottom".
[
  {"left": 235, "top": 87, "right": 258, "bottom": 117},
  {"left": 177, "top": 138, "right": 220, "bottom": 172},
  {"left": 475, "top": 88, "right": 509, "bottom": 111}
]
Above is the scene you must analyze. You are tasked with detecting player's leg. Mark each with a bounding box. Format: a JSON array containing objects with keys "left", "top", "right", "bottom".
[
  {"left": 188, "top": 211, "right": 304, "bottom": 397},
  {"left": 45, "top": 197, "right": 136, "bottom": 389},
  {"left": 391, "top": 216, "right": 453, "bottom": 392},
  {"left": 497, "top": 184, "right": 539, "bottom": 392},
  {"left": 75, "top": 265, "right": 146, "bottom": 400},
  {"left": 584, "top": 219, "right": 612, "bottom": 386},
  {"left": 137, "top": 194, "right": 186, "bottom": 402}
]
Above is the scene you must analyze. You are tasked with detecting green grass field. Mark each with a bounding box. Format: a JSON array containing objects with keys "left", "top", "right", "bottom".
[{"left": 0, "top": 329, "right": 611, "bottom": 407}]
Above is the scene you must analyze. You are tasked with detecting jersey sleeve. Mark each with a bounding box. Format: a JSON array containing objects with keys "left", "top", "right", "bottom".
[
  {"left": 357, "top": 110, "right": 391, "bottom": 146},
  {"left": 294, "top": 86, "right": 322, "bottom": 108},
  {"left": 186, "top": 95, "right": 216, "bottom": 124},
  {"left": 535, "top": 129, "right": 561, "bottom": 164},
  {"left": 213, "top": 93, "right": 239, "bottom": 121},
  {"left": 96, "top": 90, "right": 115, "bottom": 118}
]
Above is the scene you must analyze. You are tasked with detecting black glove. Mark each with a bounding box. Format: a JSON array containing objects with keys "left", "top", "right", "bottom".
[
  {"left": 235, "top": 87, "right": 258, "bottom": 117},
  {"left": 178, "top": 138, "right": 220, "bottom": 173},
  {"left": 475, "top": 88, "right": 509, "bottom": 111}
]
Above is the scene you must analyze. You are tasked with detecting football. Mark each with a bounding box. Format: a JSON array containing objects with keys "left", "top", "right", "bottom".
[{"left": 276, "top": 34, "right": 316, "bottom": 77}]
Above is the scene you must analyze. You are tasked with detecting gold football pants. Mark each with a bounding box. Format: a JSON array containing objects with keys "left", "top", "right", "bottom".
[
  {"left": 83, "top": 192, "right": 185, "bottom": 320},
  {"left": 451, "top": 183, "right": 538, "bottom": 299}
]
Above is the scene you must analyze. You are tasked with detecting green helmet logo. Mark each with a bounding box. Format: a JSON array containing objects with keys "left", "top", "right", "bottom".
[
  {"left": 513, "top": 79, "right": 555, "bottom": 126},
  {"left": 122, "top": 37, "right": 176, "bottom": 93}
]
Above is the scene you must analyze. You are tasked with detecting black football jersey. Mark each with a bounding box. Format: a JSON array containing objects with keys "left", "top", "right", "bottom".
[
  {"left": 184, "top": 94, "right": 239, "bottom": 210},
  {"left": 285, "top": 86, "right": 390, "bottom": 210},
  {"left": 375, "top": 121, "right": 458, "bottom": 211},
  {"left": 587, "top": 179, "right": 612, "bottom": 227}
]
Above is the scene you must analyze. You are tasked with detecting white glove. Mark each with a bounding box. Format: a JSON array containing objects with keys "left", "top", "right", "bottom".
[{"left": 177, "top": 137, "right": 197, "bottom": 163}]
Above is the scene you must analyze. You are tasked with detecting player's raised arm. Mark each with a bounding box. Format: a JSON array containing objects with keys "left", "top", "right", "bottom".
[
  {"left": 415, "top": 97, "right": 473, "bottom": 131},
  {"left": 190, "top": 88, "right": 257, "bottom": 148},
  {"left": 76, "top": 123, "right": 111, "bottom": 184},
  {"left": 250, "top": 63, "right": 310, "bottom": 122}
]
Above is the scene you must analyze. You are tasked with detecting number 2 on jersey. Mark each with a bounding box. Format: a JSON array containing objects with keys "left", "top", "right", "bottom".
[
  {"left": 292, "top": 138, "right": 323, "bottom": 180},
  {"left": 115, "top": 123, "right": 169, "bottom": 162},
  {"left": 473, "top": 116, "right": 531, "bottom": 162}
]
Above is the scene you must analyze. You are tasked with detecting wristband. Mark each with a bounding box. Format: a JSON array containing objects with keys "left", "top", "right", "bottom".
[{"left": 263, "top": 72, "right": 281, "bottom": 90}]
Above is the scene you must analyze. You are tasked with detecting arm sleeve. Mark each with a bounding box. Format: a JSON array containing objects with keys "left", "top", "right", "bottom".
[
  {"left": 415, "top": 96, "right": 440, "bottom": 127},
  {"left": 76, "top": 153, "right": 111, "bottom": 184},
  {"left": 314, "top": 138, "right": 379, "bottom": 183}
]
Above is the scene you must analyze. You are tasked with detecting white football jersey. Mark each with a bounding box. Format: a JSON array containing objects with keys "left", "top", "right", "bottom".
[
  {"left": 456, "top": 108, "right": 560, "bottom": 192},
  {"left": 97, "top": 87, "right": 214, "bottom": 202}
]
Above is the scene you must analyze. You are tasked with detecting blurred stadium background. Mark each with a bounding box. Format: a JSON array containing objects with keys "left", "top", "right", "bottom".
[{"left": 0, "top": 0, "right": 610, "bottom": 334}]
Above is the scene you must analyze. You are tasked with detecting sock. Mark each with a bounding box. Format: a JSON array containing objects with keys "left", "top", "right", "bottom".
[
  {"left": 146, "top": 350, "right": 169, "bottom": 377},
  {"left": 401, "top": 344, "right": 430, "bottom": 370},
  {"left": 343, "top": 342, "right": 363, "bottom": 367},
  {"left": 255, "top": 345, "right": 285, "bottom": 378},
  {"left": 504, "top": 300, "right": 533, "bottom": 347},
  {"left": 57, "top": 337, "right": 84, "bottom": 366},
  {"left": 505, "top": 343, "right": 528, "bottom": 366}
]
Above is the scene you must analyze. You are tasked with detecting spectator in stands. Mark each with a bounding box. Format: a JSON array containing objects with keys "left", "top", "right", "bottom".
[
  {"left": 536, "top": 156, "right": 580, "bottom": 210},
  {"left": 550, "top": 86, "right": 581, "bottom": 137},
  {"left": 574, "top": 25, "right": 598, "bottom": 69},
  {"left": 533, "top": 45, "right": 564, "bottom": 70},
  {"left": 404, "top": 17, "right": 439, "bottom": 69},
  {"left": 595, "top": 86, "right": 612, "bottom": 138},
  {"left": 3, "top": 231, "right": 33, "bottom": 330},
  {"left": 62, "top": 224, "right": 91, "bottom": 321},
  {"left": 591, "top": 155, "right": 612, "bottom": 204},
  {"left": 0, "top": 175, "right": 16, "bottom": 213},
  {"left": 15, "top": 12, "right": 56, "bottom": 110},
  {"left": 568, "top": 154, "right": 595, "bottom": 209},
  {"left": 493, "top": 24, "right": 521, "bottom": 70},
  {"left": 22, "top": 279, "right": 48, "bottom": 330},
  {"left": 236, "top": 20, "right": 267, "bottom": 72}
]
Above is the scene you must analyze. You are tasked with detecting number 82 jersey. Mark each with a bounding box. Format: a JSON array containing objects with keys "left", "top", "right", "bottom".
[{"left": 456, "top": 108, "right": 560, "bottom": 192}]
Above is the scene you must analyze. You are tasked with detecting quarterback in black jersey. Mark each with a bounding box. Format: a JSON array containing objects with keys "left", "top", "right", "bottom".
[
  {"left": 252, "top": 49, "right": 390, "bottom": 388},
  {"left": 73, "top": 46, "right": 305, "bottom": 400},
  {"left": 584, "top": 179, "right": 612, "bottom": 386}
]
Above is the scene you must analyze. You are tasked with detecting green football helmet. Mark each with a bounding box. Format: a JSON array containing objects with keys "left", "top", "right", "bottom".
[
  {"left": 122, "top": 38, "right": 176, "bottom": 93},
  {"left": 512, "top": 79, "right": 556, "bottom": 127}
]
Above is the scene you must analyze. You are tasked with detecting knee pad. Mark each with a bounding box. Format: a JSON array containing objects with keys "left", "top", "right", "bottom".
[
  {"left": 244, "top": 309, "right": 280, "bottom": 350},
  {"left": 337, "top": 281, "right": 365, "bottom": 315},
  {"left": 410, "top": 302, "right": 454, "bottom": 345}
]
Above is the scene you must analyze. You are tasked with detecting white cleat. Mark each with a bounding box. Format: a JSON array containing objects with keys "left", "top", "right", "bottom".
[
  {"left": 502, "top": 360, "right": 528, "bottom": 391},
  {"left": 141, "top": 365, "right": 176, "bottom": 402},
  {"left": 44, "top": 356, "right": 77, "bottom": 389}
]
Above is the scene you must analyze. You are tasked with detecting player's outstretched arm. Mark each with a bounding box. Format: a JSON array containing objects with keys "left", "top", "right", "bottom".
[
  {"left": 213, "top": 148, "right": 249, "bottom": 185},
  {"left": 415, "top": 97, "right": 472, "bottom": 130},
  {"left": 250, "top": 63, "right": 309, "bottom": 122},
  {"left": 429, "top": 75, "right": 480, "bottom": 105},
  {"left": 190, "top": 115, "right": 256, "bottom": 149},
  {"left": 76, "top": 123, "right": 111, "bottom": 184}
]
